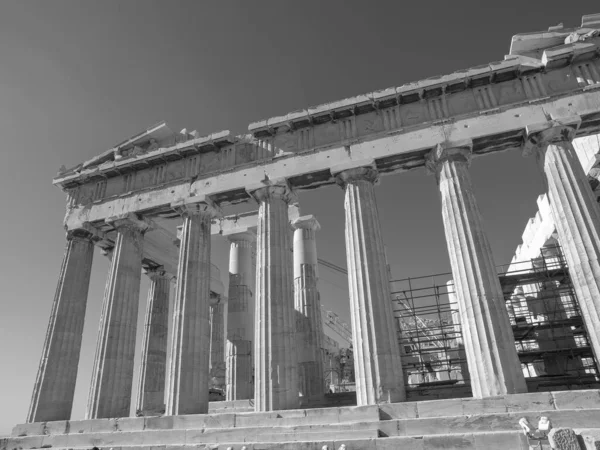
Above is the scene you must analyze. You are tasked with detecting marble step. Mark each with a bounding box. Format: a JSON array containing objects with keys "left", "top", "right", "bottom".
[{"left": 3, "top": 409, "right": 598, "bottom": 450}]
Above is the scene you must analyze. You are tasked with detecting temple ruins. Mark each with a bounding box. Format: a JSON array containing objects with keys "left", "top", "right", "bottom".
[{"left": 4, "top": 12, "right": 600, "bottom": 450}]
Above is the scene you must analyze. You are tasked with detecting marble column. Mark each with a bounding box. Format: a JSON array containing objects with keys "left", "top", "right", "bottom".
[
  {"left": 251, "top": 183, "right": 299, "bottom": 411},
  {"left": 209, "top": 293, "right": 226, "bottom": 392},
  {"left": 135, "top": 267, "right": 171, "bottom": 416},
  {"left": 225, "top": 230, "right": 255, "bottom": 401},
  {"left": 166, "top": 199, "right": 218, "bottom": 415},
  {"left": 292, "top": 215, "right": 325, "bottom": 406},
  {"left": 526, "top": 120, "right": 600, "bottom": 365},
  {"left": 87, "top": 214, "right": 148, "bottom": 419},
  {"left": 427, "top": 142, "right": 526, "bottom": 398},
  {"left": 336, "top": 167, "right": 405, "bottom": 405},
  {"left": 27, "top": 228, "right": 95, "bottom": 423}
]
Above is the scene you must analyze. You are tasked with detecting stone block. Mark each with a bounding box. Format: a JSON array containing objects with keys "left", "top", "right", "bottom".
[
  {"left": 378, "top": 420, "right": 401, "bottom": 437},
  {"left": 462, "top": 397, "right": 507, "bottom": 415},
  {"left": 11, "top": 422, "right": 44, "bottom": 437},
  {"left": 379, "top": 401, "right": 418, "bottom": 420},
  {"left": 70, "top": 418, "right": 118, "bottom": 433},
  {"left": 423, "top": 433, "right": 476, "bottom": 449},
  {"left": 117, "top": 417, "right": 146, "bottom": 431},
  {"left": 552, "top": 390, "right": 600, "bottom": 410},
  {"left": 548, "top": 428, "right": 581, "bottom": 450},
  {"left": 333, "top": 438, "right": 377, "bottom": 450},
  {"left": 537, "top": 409, "right": 600, "bottom": 428},
  {"left": 416, "top": 398, "right": 463, "bottom": 418},
  {"left": 505, "top": 391, "right": 554, "bottom": 412},
  {"left": 338, "top": 405, "right": 379, "bottom": 423},
  {"left": 472, "top": 431, "right": 529, "bottom": 450},
  {"left": 377, "top": 437, "right": 426, "bottom": 449},
  {"left": 304, "top": 407, "right": 341, "bottom": 424}
]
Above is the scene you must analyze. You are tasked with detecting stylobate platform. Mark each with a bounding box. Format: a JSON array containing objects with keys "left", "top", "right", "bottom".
[{"left": 3, "top": 389, "right": 600, "bottom": 450}]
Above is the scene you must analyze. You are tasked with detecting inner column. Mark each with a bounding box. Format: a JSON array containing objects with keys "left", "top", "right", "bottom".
[
  {"left": 135, "top": 267, "right": 171, "bottom": 416},
  {"left": 336, "top": 167, "right": 405, "bottom": 405},
  {"left": 292, "top": 215, "right": 325, "bottom": 406},
  {"left": 225, "top": 230, "right": 255, "bottom": 401},
  {"left": 166, "top": 199, "right": 218, "bottom": 415},
  {"left": 251, "top": 183, "right": 299, "bottom": 411},
  {"left": 427, "top": 142, "right": 526, "bottom": 398},
  {"left": 209, "top": 293, "right": 226, "bottom": 393},
  {"left": 87, "top": 214, "right": 149, "bottom": 419},
  {"left": 526, "top": 120, "right": 600, "bottom": 365}
]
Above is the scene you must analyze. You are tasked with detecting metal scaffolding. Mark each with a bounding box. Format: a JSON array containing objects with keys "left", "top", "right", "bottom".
[{"left": 390, "top": 244, "right": 600, "bottom": 396}]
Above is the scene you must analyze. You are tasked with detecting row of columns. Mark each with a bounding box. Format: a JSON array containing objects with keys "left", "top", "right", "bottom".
[{"left": 27, "top": 120, "right": 600, "bottom": 423}]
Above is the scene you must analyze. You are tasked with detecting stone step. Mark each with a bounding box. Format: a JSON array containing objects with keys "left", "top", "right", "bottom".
[{"left": 4, "top": 409, "right": 597, "bottom": 450}]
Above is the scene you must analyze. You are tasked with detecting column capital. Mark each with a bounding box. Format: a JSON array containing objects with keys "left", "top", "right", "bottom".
[
  {"left": 66, "top": 227, "right": 94, "bottom": 243},
  {"left": 106, "top": 213, "right": 151, "bottom": 234},
  {"left": 425, "top": 140, "right": 473, "bottom": 175},
  {"left": 292, "top": 215, "right": 321, "bottom": 231},
  {"left": 143, "top": 266, "right": 170, "bottom": 281},
  {"left": 171, "top": 196, "right": 222, "bottom": 219},
  {"left": 335, "top": 167, "right": 379, "bottom": 188},
  {"left": 225, "top": 229, "right": 257, "bottom": 244},
  {"left": 524, "top": 116, "right": 581, "bottom": 156},
  {"left": 247, "top": 181, "right": 297, "bottom": 204}
]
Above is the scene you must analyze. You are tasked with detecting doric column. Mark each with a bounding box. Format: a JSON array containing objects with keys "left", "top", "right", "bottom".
[
  {"left": 225, "top": 230, "right": 255, "bottom": 401},
  {"left": 336, "top": 167, "right": 405, "bottom": 405},
  {"left": 250, "top": 183, "right": 299, "bottom": 411},
  {"left": 427, "top": 142, "right": 526, "bottom": 398},
  {"left": 525, "top": 118, "right": 600, "bottom": 365},
  {"left": 87, "top": 214, "right": 149, "bottom": 419},
  {"left": 209, "top": 293, "right": 226, "bottom": 392},
  {"left": 135, "top": 267, "right": 171, "bottom": 416},
  {"left": 292, "top": 215, "right": 325, "bottom": 406},
  {"left": 27, "top": 228, "right": 95, "bottom": 423},
  {"left": 166, "top": 199, "right": 219, "bottom": 415}
]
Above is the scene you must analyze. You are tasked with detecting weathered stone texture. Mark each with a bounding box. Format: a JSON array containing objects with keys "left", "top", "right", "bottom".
[
  {"left": 253, "top": 184, "right": 299, "bottom": 411},
  {"left": 427, "top": 143, "right": 527, "bottom": 398},
  {"left": 166, "top": 202, "right": 217, "bottom": 415},
  {"left": 27, "top": 230, "right": 94, "bottom": 422},
  {"left": 135, "top": 268, "right": 170, "bottom": 416},
  {"left": 87, "top": 215, "right": 147, "bottom": 419},
  {"left": 336, "top": 167, "right": 405, "bottom": 405},
  {"left": 548, "top": 428, "right": 581, "bottom": 450},
  {"left": 209, "top": 294, "right": 226, "bottom": 391}
]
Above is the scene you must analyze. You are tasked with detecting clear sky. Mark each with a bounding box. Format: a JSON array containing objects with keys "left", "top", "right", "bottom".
[{"left": 0, "top": 0, "right": 596, "bottom": 435}]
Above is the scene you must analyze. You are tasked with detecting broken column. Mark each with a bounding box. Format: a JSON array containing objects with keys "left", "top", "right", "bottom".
[
  {"left": 135, "top": 267, "right": 171, "bottom": 416},
  {"left": 250, "top": 182, "right": 299, "bottom": 411},
  {"left": 27, "top": 228, "right": 95, "bottom": 423},
  {"left": 526, "top": 118, "right": 600, "bottom": 366},
  {"left": 335, "top": 166, "right": 405, "bottom": 405},
  {"left": 209, "top": 293, "right": 226, "bottom": 392},
  {"left": 427, "top": 142, "right": 526, "bottom": 398},
  {"left": 166, "top": 198, "right": 219, "bottom": 415},
  {"left": 87, "top": 214, "right": 149, "bottom": 419},
  {"left": 225, "top": 230, "right": 255, "bottom": 401},
  {"left": 292, "top": 215, "right": 325, "bottom": 406}
]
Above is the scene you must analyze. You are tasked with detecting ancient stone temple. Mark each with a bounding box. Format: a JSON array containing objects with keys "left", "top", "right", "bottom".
[{"left": 4, "top": 12, "right": 600, "bottom": 450}]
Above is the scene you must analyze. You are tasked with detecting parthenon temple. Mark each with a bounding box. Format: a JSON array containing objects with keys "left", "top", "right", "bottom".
[{"left": 6, "top": 12, "right": 600, "bottom": 450}]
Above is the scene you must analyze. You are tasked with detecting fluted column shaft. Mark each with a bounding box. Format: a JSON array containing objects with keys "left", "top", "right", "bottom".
[
  {"left": 225, "top": 231, "right": 255, "bottom": 401},
  {"left": 209, "top": 294, "right": 226, "bottom": 391},
  {"left": 527, "top": 123, "right": 600, "bottom": 365},
  {"left": 336, "top": 167, "right": 405, "bottom": 405},
  {"left": 166, "top": 201, "right": 217, "bottom": 415},
  {"left": 292, "top": 215, "right": 325, "bottom": 405},
  {"left": 252, "top": 184, "right": 298, "bottom": 411},
  {"left": 27, "top": 229, "right": 94, "bottom": 422},
  {"left": 87, "top": 215, "right": 148, "bottom": 419},
  {"left": 427, "top": 143, "right": 526, "bottom": 398},
  {"left": 135, "top": 268, "right": 171, "bottom": 416}
]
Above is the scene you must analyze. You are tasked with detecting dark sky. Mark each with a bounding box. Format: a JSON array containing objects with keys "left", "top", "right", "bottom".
[{"left": 0, "top": 0, "right": 596, "bottom": 434}]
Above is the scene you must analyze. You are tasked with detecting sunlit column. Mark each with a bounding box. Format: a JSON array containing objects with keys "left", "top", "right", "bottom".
[
  {"left": 427, "top": 142, "right": 526, "bottom": 398},
  {"left": 336, "top": 167, "right": 405, "bottom": 405},
  {"left": 27, "top": 228, "right": 95, "bottom": 422},
  {"left": 87, "top": 214, "right": 149, "bottom": 418}
]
